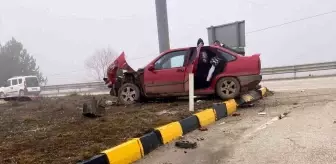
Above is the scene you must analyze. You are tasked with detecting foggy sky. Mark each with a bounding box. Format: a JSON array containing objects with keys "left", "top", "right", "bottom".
[{"left": 0, "top": 0, "right": 335, "bottom": 85}]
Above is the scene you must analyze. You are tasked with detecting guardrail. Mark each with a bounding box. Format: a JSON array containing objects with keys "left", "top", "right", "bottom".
[
  {"left": 261, "top": 61, "right": 336, "bottom": 75},
  {"left": 43, "top": 61, "right": 336, "bottom": 92},
  {"left": 42, "top": 82, "right": 104, "bottom": 91}
]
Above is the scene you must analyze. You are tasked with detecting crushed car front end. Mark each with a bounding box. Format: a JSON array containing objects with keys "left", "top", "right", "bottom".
[{"left": 103, "top": 52, "right": 145, "bottom": 104}]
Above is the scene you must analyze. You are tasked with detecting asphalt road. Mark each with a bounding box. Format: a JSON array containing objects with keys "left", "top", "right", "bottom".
[
  {"left": 261, "top": 76, "right": 336, "bottom": 91},
  {"left": 137, "top": 77, "right": 336, "bottom": 164}
]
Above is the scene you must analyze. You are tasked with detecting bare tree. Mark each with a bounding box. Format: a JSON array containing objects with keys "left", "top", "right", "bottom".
[{"left": 85, "top": 47, "right": 117, "bottom": 81}]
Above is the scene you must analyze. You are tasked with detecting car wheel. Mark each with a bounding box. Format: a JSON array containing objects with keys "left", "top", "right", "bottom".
[
  {"left": 0, "top": 92, "right": 5, "bottom": 98},
  {"left": 118, "top": 83, "right": 140, "bottom": 105},
  {"left": 19, "top": 90, "right": 25, "bottom": 97},
  {"left": 216, "top": 77, "right": 241, "bottom": 100}
]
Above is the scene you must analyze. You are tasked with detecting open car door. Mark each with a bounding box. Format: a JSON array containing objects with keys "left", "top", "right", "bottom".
[{"left": 184, "top": 44, "right": 202, "bottom": 92}]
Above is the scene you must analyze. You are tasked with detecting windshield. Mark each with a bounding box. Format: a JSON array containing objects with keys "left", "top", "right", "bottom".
[
  {"left": 25, "top": 77, "right": 39, "bottom": 87},
  {"left": 5, "top": 80, "right": 11, "bottom": 87}
]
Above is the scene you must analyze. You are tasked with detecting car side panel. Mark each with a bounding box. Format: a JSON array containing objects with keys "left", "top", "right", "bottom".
[
  {"left": 144, "top": 68, "right": 185, "bottom": 95},
  {"left": 143, "top": 48, "right": 191, "bottom": 96},
  {"left": 12, "top": 79, "right": 22, "bottom": 96},
  {"left": 207, "top": 47, "right": 261, "bottom": 90},
  {"left": 210, "top": 59, "right": 261, "bottom": 89}
]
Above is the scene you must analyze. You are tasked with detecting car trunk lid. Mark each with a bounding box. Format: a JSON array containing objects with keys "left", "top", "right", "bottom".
[{"left": 239, "top": 53, "right": 261, "bottom": 75}]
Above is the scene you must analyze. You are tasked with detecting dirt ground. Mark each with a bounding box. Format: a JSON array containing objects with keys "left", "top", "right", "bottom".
[{"left": 0, "top": 95, "right": 219, "bottom": 164}]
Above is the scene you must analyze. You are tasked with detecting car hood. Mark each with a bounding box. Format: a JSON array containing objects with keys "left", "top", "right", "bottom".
[{"left": 105, "top": 52, "right": 135, "bottom": 84}]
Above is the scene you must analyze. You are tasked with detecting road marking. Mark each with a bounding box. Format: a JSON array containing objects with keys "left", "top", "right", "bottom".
[{"left": 242, "top": 116, "right": 280, "bottom": 140}]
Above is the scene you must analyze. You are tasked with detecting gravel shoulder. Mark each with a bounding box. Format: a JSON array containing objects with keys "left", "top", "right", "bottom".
[{"left": 0, "top": 95, "right": 217, "bottom": 164}]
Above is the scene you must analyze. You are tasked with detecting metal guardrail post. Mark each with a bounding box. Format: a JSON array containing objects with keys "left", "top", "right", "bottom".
[{"left": 293, "top": 66, "right": 297, "bottom": 79}]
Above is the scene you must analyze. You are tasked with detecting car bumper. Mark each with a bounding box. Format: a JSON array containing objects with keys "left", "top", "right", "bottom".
[
  {"left": 104, "top": 77, "right": 123, "bottom": 96},
  {"left": 238, "top": 74, "right": 262, "bottom": 92}
]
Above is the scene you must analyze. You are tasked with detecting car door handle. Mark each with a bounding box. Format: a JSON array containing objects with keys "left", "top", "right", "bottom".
[{"left": 177, "top": 68, "right": 185, "bottom": 72}]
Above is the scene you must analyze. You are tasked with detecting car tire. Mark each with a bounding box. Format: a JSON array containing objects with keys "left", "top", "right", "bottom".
[
  {"left": 216, "top": 77, "right": 241, "bottom": 100},
  {"left": 118, "top": 83, "right": 140, "bottom": 105},
  {"left": 19, "top": 90, "right": 25, "bottom": 97},
  {"left": 0, "top": 92, "right": 5, "bottom": 98}
]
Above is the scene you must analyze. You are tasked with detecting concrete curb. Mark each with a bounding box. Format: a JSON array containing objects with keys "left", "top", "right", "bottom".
[{"left": 79, "top": 87, "right": 269, "bottom": 164}]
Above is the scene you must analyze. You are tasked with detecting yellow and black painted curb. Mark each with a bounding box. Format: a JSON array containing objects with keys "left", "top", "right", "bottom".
[{"left": 78, "top": 87, "right": 269, "bottom": 164}]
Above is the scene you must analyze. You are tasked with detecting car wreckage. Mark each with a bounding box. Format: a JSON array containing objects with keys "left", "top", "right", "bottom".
[{"left": 103, "top": 44, "right": 262, "bottom": 104}]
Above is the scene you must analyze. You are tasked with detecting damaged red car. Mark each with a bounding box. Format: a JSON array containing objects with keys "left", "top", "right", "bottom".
[{"left": 104, "top": 45, "right": 262, "bottom": 104}]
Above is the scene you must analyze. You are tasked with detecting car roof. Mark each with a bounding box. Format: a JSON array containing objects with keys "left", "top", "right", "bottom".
[
  {"left": 167, "top": 45, "right": 226, "bottom": 51},
  {"left": 166, "top": 47, "right": 191, "bottom": 52},
  {"left": 8, "top": 76, "right": 38, "bottom": 80}
]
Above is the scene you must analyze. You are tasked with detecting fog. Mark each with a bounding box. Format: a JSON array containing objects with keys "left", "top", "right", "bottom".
[{"left": 0, "top": 0, "right": 335, "bottom": 85}]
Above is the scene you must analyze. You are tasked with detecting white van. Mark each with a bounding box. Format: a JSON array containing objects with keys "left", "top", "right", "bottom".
[{"left": 0, "top": 76, "right": 41, "bottom": 98}]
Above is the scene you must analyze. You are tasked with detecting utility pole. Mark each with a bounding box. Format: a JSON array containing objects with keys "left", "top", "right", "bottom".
[{"left": 155, "top": 0, "right": 170, "bottom": 53}]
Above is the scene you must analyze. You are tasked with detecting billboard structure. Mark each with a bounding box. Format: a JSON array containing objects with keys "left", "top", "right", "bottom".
[{"left": 207, "top": 21, "right": 245, "bottom": 55}]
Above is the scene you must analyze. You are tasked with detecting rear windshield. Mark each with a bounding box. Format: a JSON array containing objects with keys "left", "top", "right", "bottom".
[{"left": 25, "top": 77, "right": 39, "bottom": 87}]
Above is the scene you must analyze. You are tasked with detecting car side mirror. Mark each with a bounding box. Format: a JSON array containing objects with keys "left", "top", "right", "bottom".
[{"left": 148, "top": 65, "right": 155, "bottom": 71}]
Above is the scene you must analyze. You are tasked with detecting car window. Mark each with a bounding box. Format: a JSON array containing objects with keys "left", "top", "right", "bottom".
[
  {"left": 12, "top": 79, "right": 18, "bottom": 85},
  {"left": 154, "top": 50, "right": 187, "bottom": 70},
  {"left": 5, "top": 80, "right": 11, "bottom": 87},
  {"left": 25, "top": 77, "right": 39, "bottom": 87},
  {"left": 217, "top": 49, "right": 236, "bottom": 62},
  {"left": 18, "top": 79, "right": 23, "bottom": 84}
]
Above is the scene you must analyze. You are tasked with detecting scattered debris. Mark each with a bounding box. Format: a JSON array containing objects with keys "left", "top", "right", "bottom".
[
  {"left": 300, "top": 90, "right": 305, "bottom": 92},
  {"left": 259, "top": 107, "right": 266, "bottom": 113},
  {"left": 105, "top": 100, "right": 113, "bottom": 106},
  {"left": 199, "top": 127, "right": 208, "bottom": 131},
  {"left": 258, "top": 112, "right": 267, "bottom": 115},
  {"left": 175, "top": 141, "right": 197, "bottom": 149},
  {"left": 82, "top": 97, "right": 106, "bottom": 118},
  {"left": 184, "top": 151, "right": 187, "bottom": 154},
  {"left": 248, "top": 103, "right": 255, "bottom": 107},
  {"left": 283, "top": 112, "right": 290, "bottom": 116},
  {"left": 156, "top": 110, "right": 179, "bottom": 115},
  {"left": 196, "top": 100, "right": 204, "bottom": 103},
  {"left": 242, "top": 103, "right": 255, "bottom": 107},
  {"left": 232, "top": 112, "right": 241, "bottom": 117},
  {"left": 219, "top": 121, "right": 226, "bottom": 125},
  {"left": 240, "top": 103, "right": 255, "bottom": 108},
  {"left": 334, "top": 121, "right": 336, "bottom": 124},
  {"left": 293, "top": 102, "right": 298, "bottom": 105},
  {"left": 197, "top": 137, "right": 204, "bottom": 141},
  {"left": 278, "top": 111, "right": 291, "bottom": 120}
]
